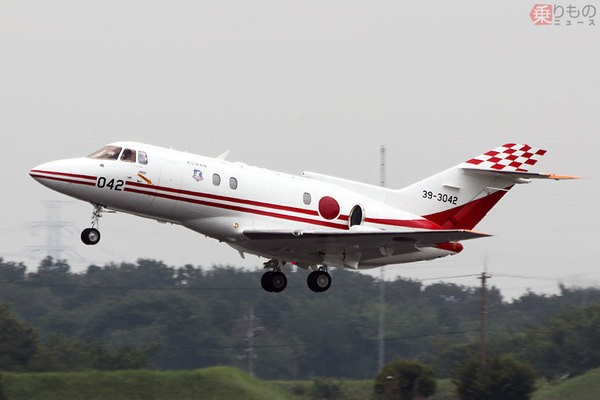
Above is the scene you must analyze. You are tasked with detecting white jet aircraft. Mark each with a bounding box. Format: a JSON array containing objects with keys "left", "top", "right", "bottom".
[{"left": 30, "top": 142, "right": 577, "bottom": 293}]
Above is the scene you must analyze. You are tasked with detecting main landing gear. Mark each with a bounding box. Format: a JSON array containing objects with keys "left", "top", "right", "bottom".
[
  {"left": 261, "top": 259, "right": 288, "bottom": 293},
  {"left": 81, "top": 204, "right": 103, "bottom": 245},
  {"left": 261, "top": 270, "right": 288, "bottom": 293},
  {"left": 307, "top": 268, "right": 332, "bottom": 293},
  {"left": 260, "top": 261, "right": 332, "bottom": 293}
]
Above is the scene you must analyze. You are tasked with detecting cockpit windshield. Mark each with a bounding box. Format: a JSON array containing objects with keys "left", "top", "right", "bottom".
[
  {"left": 87, "top": 146, "right": 122, "bottom": 160},
  {"left": 120, "top": 148, "right": 136, "bottom": 163},
  {"left": 87, "top": 145, "right": 148, "bottom": 164}
]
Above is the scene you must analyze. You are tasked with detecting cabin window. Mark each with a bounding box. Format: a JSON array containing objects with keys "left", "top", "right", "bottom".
[
  {"left": 303, "top": 192, "right": 312, "bottom": 205},
  {"left": 120, "top": 149, "right": 136, "bottom": 163},
  {"left": 87, "top": 146, "right": 122, "bottom": 160},
  {"left": 213, "top": 174, "right": 221, "bottom": 186},
  {"left": 138, "top": 151, "right": 148, "bottom": 165},
  {"left": 349, "top": 205, "right": 364, "bottom": 227},
  {"left": 229, "top": 177, "right": 238, "bottom": 190}
]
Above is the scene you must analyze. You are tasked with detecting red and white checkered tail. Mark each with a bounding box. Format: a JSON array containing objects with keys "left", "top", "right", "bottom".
[
  {"left": 461, "top": 143, "right": 547, "bottom": 172},
  {"left": 393, "top": 143, "right": 575, "bottom": 230}
]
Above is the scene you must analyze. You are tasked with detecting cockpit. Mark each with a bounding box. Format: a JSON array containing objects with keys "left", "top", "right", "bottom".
[{"left": 87, "top": 146, "right": 148, "bottom": 165}]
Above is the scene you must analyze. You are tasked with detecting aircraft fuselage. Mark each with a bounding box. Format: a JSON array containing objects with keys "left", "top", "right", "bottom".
[
  {"left": 30, "top": 142, "right": 448, "bottom": 268},
  {"left": 30, "top": 141, "right": 574, "bottom": 292}
]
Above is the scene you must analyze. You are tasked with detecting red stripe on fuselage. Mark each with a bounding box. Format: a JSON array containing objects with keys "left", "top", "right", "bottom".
[
  {"left": 126, "top": 181, "right": 320, "bottom": 217},
  {"left": 128, "top": 182, "right": 438, "bottom": 230},
  {"left": 124, "top": 186, "right": 346, "bottom": 230},
  {"left": 29, "top": 173, "right": 96, "bottom": 186},
  {"left": 29, "top": 170, "right": 96, "bottom": 181},
  {"left": 31, "top": 170, "right": 440, "bottom": 231}
]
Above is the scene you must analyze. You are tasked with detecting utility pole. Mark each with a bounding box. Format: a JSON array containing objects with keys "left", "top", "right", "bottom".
[
  {"left": 478, "top": 271, "right": 491, "bottom": 368},
  {"left": 380, "top": 145, "right": 386, "bottom": 188},
  {"left": 378, "top": 145, "right": 386, "bottom": 371},
  {"left": 242, "top": 305, "right": 262, "bottom": 377}
]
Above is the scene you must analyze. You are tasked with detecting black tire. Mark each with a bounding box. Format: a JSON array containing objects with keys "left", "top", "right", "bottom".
[
  {"left": 261, "top": 271, "right": 275, "bottom": 292},
  {"left": 271, "top": 271, "right": 287, "bottom": 293},
  {"left": 81, "top": 228, "right": 101, "bottom": 245},
  {"left": 307, "top": 271, "right": 331, "bottom": 293}
]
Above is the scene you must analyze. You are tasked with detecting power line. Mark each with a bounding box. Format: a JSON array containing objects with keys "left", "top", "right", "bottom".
[
  {"left": 380, "top": 327, "right": 552, "bottom": 342},
  {"left": 493, "top": 273, "right": 569, "bottom": 282},
  {"left": 419, "top": 273, "right": 481, "bottom": 281}
]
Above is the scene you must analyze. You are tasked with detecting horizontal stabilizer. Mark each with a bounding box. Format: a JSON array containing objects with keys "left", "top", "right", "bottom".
[{"left": 461, "top": 167, "right": 580, "bottom": 181}]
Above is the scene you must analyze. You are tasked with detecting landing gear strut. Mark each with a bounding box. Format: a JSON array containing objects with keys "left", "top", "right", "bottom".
[
  {"left": 307, "top": 266, "right": 331, "bottom": 293},
  {"left": 261, "top": 260, "right": 287, "bottom": 293},
  {"left": 81, "top": 204, "right": 103, "bottom": 245}
]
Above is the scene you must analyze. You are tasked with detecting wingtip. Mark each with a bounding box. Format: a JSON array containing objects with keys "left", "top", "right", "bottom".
[
  {"left": 464, "top": 229, "right": 493, "bottom": 238},
  {"left": 547, "top": 174, "right": 581, "bottom": 180}
]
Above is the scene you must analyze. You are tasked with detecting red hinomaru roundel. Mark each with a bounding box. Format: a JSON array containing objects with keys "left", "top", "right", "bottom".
[{"left": 318, "top": 196, "right": 340, "bottom": 220}]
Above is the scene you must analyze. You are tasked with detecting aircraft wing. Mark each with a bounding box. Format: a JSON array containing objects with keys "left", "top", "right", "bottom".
[
  {"left": 241, "top": 228, "right": 490, "bottom": 268},
  {"left": 244, "top": 228, "right": 488, "bottom": 243}
]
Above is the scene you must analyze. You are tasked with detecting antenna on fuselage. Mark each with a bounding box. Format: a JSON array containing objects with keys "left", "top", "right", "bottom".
[{"left": 216, "top": 149, "right": 230, "bottom": 160}]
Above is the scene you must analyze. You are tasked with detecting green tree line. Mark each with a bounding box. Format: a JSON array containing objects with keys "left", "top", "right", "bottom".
[{"left": 1, "top": 256, "right": 600, "bottom": 379}]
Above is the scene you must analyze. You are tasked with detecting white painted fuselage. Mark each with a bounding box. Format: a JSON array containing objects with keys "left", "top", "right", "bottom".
[
  {"left": 30, "top": 141, "right": 575, "bottom": 292},
  {"left": 30, "top": 142, "right": 449, "bottom": 267}
]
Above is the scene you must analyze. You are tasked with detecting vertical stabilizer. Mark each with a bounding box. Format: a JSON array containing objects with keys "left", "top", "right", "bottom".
[
  {"left": 392, "top": 144, "right": 550, "bottom": 229},
  {"left": 462, "top": 143, "right": 547, "bottom": 172}
]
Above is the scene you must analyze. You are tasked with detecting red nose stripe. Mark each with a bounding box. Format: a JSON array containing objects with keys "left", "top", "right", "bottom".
[{"left": 29, "top": 169, "right": 97, "bottom": 181}]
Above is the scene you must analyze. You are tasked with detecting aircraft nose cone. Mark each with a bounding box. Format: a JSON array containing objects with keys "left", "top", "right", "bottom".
[
  {"left": 29, "top": 159, "right": 86, "bottom": 190},
  {"left": 30, "top": 161, "right": 65, "bottom": 191},
  {"left": 30, "top": 158, "right": 98, "bottom": 190},
  {"left": 30, "top": 162, "right": 52, "bottom": 181}
]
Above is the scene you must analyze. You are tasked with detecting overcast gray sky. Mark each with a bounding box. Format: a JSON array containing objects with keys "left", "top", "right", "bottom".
[{"left": 1, "top": 1, "right": 597, "bottom": 299}]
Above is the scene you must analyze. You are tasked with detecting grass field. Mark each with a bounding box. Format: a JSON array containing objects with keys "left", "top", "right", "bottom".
[
  {"left": 2, "top": 367, "right": 296, "bottom": 400},
  {"left": 533, "top": 368, "right": 600, "bottom": 400},
  {"left": 2, "top": 367, "right": 600, "bottom": 400},
  {"left": 271, "top": 378, "right": 373, "bottom": 400},
  {"left": 1, "top": 369, "right": 458, "bottom": 400}
]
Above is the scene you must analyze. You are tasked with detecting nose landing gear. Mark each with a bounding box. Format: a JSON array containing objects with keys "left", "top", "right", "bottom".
[
  {"left": 81, "top": 204, "right": 103, "bottom": 245},
  {"left": 81, "top": 227, "right": 101, "bottom": 245}
]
